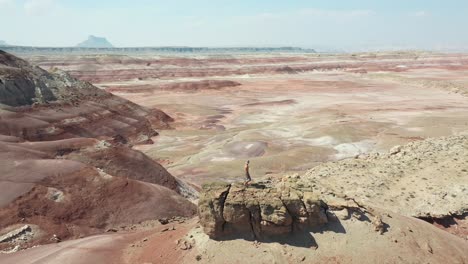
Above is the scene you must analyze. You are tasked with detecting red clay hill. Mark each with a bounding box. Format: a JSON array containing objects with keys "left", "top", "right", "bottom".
[{"left": 0, "top": 50, "right": 196, "bottom": 250}]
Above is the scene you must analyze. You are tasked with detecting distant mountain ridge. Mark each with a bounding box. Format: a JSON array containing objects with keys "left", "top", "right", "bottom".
[
  {"left": 0, "top": 40, "right": 8, "bottom": 46},
  {"left": 0, "top": 46, "right": 315, "bottom": 54},
  {"left": 76, "top": 35, "right": 113, "bottom": 48}
]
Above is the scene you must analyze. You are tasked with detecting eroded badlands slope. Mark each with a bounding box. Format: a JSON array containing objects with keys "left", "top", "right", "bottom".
[
  {"left": 1, "top": 51, "right": 467, "bottom": 263},
  {"left": 29, "top": 52, "right": 468, "bottom": 185},
  {"left": 0, "top": 51, "right": 196, "bottom": 251},
  {"left": 0, "top": 51, "right": 174, "bottom": 143}
]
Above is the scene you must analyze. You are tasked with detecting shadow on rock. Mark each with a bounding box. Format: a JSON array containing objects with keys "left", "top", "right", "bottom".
[
  {"left": 310, "top": 218, "right": 347, "bottom": 235},
  {"left": 213, "top": 228, "right": 319, "bottom": 249}
]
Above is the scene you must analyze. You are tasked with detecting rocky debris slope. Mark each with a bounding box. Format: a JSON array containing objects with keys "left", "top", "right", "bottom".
[{"left": 302, "top": 135, "right": 468, "bottom": 218}]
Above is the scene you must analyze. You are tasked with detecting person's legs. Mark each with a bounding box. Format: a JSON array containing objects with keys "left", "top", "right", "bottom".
[{"left": 244, "top": 160, "right": 252, "bottom": 182}]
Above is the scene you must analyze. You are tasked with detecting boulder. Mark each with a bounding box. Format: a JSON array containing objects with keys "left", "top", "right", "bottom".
[
  {"left": 198, "top": 182, "right": 231, "bottom": 238},
  {"left": 198, "top": 180, "right": 329, "bottom": 240}
]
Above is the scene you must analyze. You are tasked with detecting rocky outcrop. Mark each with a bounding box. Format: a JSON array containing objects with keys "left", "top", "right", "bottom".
[
  {"left": 0, "top": 51, "right": 56, "bottom": 106},
  {"left": 198, "top": 180, "right": 329, "bottom": 240},
  {"left": 0, "top": 225, "right": 31, "bottom": 243},
  {"left": 0, "top": 50, "right": 173, "bottom": 143}
]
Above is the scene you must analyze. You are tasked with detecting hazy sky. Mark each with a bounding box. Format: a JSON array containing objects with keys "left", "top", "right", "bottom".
[{"left": 1, "top": 0, "right": 468, "bottom": 49}]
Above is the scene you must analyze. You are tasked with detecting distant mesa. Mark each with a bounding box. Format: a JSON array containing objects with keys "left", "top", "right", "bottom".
[{"left": 76, "top": 35, "right": 114, "bottom": 48}]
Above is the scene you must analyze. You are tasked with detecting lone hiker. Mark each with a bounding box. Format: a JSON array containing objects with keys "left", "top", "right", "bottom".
[{"left": 244, "top": 160, "right": 252, "bottom": 184}]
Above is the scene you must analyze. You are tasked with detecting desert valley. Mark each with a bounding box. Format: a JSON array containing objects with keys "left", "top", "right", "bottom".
[{"left": 0, "top": 47, "right": 467, "bottom": 263}]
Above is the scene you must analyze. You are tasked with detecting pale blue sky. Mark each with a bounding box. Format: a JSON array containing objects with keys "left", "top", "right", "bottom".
[{"left": 1, "top": 0, "right": 467, "bottom": 49}]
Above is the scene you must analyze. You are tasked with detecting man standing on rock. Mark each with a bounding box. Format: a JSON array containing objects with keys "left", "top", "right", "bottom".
[{"left": 244, "top": 160, "right": 252, "bottom": 184}]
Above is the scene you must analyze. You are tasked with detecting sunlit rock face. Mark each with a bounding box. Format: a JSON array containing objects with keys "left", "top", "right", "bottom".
[{"left": 198, "top": 179, "right": 329, "bottom": 240}]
